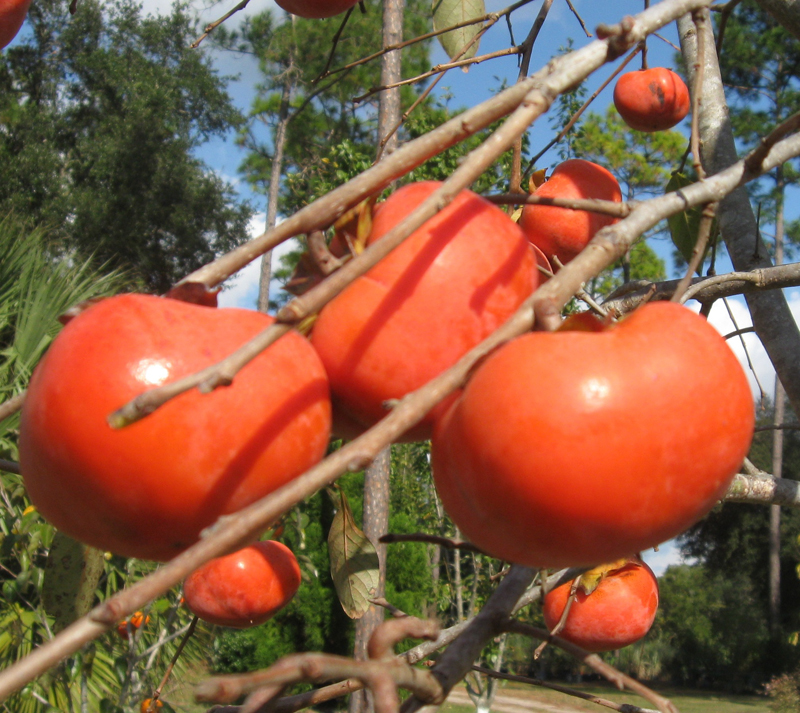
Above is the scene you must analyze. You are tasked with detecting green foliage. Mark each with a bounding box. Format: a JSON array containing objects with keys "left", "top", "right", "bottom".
[
  {"left": 0, "top": 0, "right": 252, "bottom": 293},
  {"left": 0, "top": 216, "right": 130, "bottom": 455},
  {"left": 230, "top": 1, "right": 432, "bottom": 214},
  {"left": 652, "top": 564, "right": 774, "bottom": 690}
]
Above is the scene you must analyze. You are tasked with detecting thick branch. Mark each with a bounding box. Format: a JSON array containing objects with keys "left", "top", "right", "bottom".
[
  {"left": 602, "top": 263, "right": 800, "bottom": 316},
  {"left": 724, "top": 473, "right": 800, "bottom": 508}
]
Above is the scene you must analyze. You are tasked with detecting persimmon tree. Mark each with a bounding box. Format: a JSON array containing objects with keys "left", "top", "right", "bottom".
[{"left": 3, "top": 1, "right": 800, "bottom": 713}]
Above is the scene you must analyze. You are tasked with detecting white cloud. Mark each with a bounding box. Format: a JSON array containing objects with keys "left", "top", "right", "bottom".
[
  {"left": 218, "top": 216, "right": 301, "bottom": 311},
  {"left": 694, "top": 288, "right": 800, "bottom": 403}
]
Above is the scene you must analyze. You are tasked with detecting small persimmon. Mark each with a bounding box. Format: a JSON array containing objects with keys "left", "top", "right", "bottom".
[
  {"left": 613, "top": 67, "right": 690, "bottom": 132},
  {"left": 184, "top": 540, "right": 301, "bottom": 628},
  {"left": 519, "top": 159, "right": 621, "bottom": 266},
  {"left": 543, "top": 558, "right": 659, "bottom": 652}
]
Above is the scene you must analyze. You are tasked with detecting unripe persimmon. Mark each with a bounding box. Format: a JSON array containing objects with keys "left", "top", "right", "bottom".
[
  {"left": 432, "top": 302, "right": 754, "bottom": 568},
  {"left": 311, "top": 181, "right": 537, "bottom": 442},
  {"left": 19, "top": 294, "right": 331, "bottom": 561},
  {"left": 0, "top": 0, "right": 31, "bottom": 49},
  {"left": 519, "top": 159, "right": 622, "bottom": 266},
  {"left": 274, "top": 0, "right": 360, "bottom": 19},
  {"left": 613, "top": 67, "right": 690, "bottom": 132},
  {"left": 543, "top": 558, "right": 659, "bottom": 652},
  {"left": 184, "top": 540, "right": 301, "bottom": 628}
]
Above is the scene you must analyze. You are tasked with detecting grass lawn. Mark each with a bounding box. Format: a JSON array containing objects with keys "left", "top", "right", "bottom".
[{"left": 442, "top": 680, "right": 771, "bottom": 713}]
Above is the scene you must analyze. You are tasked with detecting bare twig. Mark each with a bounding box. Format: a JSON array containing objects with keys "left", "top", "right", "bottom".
[
  {"left": 485, "top": 193, "right": 631, "bottom": 217},
  {"left": 380, "top": 533, "right": 484, "bottom": 554},
  {"left": 527, "top": 44, "right": 641, "bottom": 170},
  {"left": 671, "top": 201, "right": 718, "bottom": 302},
  {"left": 0, "top": 459, "right": 20, "bottom": 475},
  {"left": 353, "top": 46, "right": 523, "bottom": 104},
  {"left": 148, "top": 616, "right": 198, "bottom": 708},
  {"left": 690, "top": 8, "right": 709, "bottom": 180},
  {"left": 714, "top": 0, "right": 743, "bottom": 53},
  {"left": 602, "top": 262, "right": 800, "bottom": 316},
  {"left": 0, "top": 391, "right": 25, "bottom": 422},
  {"left": 316, "top": 7, "right": 355, "bottom": 81},
  {"left": 316, "top": 0, "right": 536, "bottom": 81},
  {"left": 503, "top": 622, "right": 678, "bottom": 713},
  {"left": 469, "top": 666, "right": 659, "bottom": 713},
  {"left": 564, "top": 0, "right": 591, "bottom": 37},
  {"left": 191, "top": 0, "right": 251, "bottom": 49},
  {"left": 724, "top": 473, "right": 800, "bottom": 508}
]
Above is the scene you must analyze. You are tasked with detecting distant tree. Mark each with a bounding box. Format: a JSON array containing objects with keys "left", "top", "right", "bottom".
[
  {"left": 653, "top": 564, "right": 774, "bottom": 690},
  {"left": 0, "top": 0, "right": 253, "bottom": 293}
]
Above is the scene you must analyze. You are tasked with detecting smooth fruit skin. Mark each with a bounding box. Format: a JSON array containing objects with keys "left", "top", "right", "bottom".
[
  {"left": 311, "top": 181, "right": 537, "bottom": 442},
  {"left": 0, "top": 0, "right": 31, "bottom": 49},
  {"left": 543, "top": 559, "right": 659, "bottom": 652},
  {"left": 519, "top": 159, "right": 622, "bottom": 265},
  {"left": 274, "top": 0, "right": 359, "bottom": 19},
  {"left": 432, "top": 302, "right": 754, "bottom": 568},
  {"left": 19, "top": 294, "right": 331, "bottom": 561},
  {"left": 613, "top": 68, "right": 690, "bottom": 132},
  {"left": 183, "top": 540, "right": 301, "bottom": 628}
]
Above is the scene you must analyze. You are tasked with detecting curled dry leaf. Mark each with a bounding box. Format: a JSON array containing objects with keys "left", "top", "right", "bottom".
[{"left": 327, "top": 488, "right": 380, "bottom": 619}]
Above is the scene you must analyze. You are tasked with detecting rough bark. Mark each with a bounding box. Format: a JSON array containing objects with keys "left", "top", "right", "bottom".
[
  {"left": 678, "top": 14, "right": 800, "bottom": 416},
  {"left": 257, "top": 62, "right": 294, "bottom": 313},
  {"left": 350, "top": 5, "right": 406, "bottom": 710}
]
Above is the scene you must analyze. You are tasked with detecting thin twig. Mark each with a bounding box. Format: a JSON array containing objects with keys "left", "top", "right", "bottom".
[
  {"left": 191, "top": 0, "right": 251, "bottom": 49},
  {"left": 503, "top": 622, "right": 678, "bottom": 713},
  {"left": 485, "top": 192, "right": 632, "bottom": 217},
  {"left": 354, "top": 46, "right": 523, "bottom": 104},
  {"left": 690, "top": 7, "right": 709, "bottom": 180},
  {"left": 564, "top": 0, "right": 591, "bottom": 37},
  {"left": 671, "top": 201, "right": 718, "bottom": 302},
  {"left": 0, "top": 391, "right": 25, "bottom": 422},
  {"left": 380, "top": 533, "right": 484, "bottom": 554},
  {"left": 0, "top": 460, "right": 20, "bottom": 475},
  {"left": 469, "top": 666, "right": 659, "bottom": 713},
  {"left": 315, "top": 7, "right": 355, "bottom": 81},
  {"left": 316, "top": 0, "right": 536, "bottom": 81},
  {"left": 527, "top": 44, "right": 642, "bottom": 170}
]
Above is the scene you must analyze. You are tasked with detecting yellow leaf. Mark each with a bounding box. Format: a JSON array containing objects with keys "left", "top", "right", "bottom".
[{"left": 576, "top": 558, "right": 631, "bottom": 595}]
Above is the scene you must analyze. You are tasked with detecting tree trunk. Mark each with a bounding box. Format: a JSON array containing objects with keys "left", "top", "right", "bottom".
[
  {"left": 257, "top": 57, "right": 295, "bottom": 313},
  {"left": 349, "top": 3, "right": 404, "bottom": 710},
  {"left": 769, "top": 163, "right": 786, "bottom": 637},
  {"left": 677, "top": 14, "right": 800, "bottom": 417}
]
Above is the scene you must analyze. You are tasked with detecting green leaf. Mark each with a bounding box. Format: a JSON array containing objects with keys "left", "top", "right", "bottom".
[
  {"left": 327, "top": 489, "right": 379, "bottom": 619},
  {"left": 42, "top": 532, "right": 105, "bottom": 633},
  {"left": 432, "top": 0, "right": 485, "bottom": 62},
  {"left": 666, "top": 171, "right": 714, "bottom": 270}
]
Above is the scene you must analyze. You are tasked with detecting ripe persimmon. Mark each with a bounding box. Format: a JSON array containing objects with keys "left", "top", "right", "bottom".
[
  {"left": 432, "top": 302, "right": 754, "bottom": 568},
  {"left": 0, "top": 0, "right": 31, "bottom": 49},
  {"left": 274, "top": 0, "right": 359, "bottom": 19},
  {"left": 543, "top": 558, "right": 659, "bottom": 652},
  {"left": 183, "top": 540, "right": 301, "bottom": 628},
  {"left": 311, "top": 181, "right": 537, "bottom": 442},
  {"left": 519, "top": 159, "right": 622, "bottom": 266},
  {"left": 613, "top": 67, "right": 690, "bottom": 132},
  {"left": 19, "top": 294, "right": 331, "bottom": 561}
]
